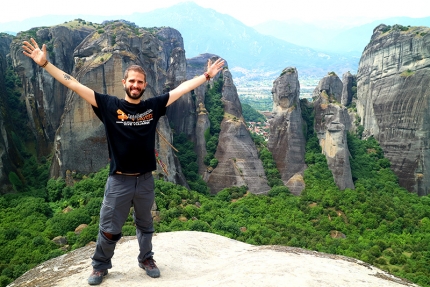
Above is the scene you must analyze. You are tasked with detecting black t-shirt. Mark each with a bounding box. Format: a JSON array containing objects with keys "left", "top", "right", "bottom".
[{"left": 92, "top": 91, "right": 170, "bottom": 175}]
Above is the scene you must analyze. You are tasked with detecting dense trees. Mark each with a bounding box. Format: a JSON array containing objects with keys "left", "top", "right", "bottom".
[
  {"left": 250, "top": 132, "right": 284, "bottom": 188},
  {"left": 241, "top": 103, "right": 266, "bottom": 123},
  {"left": 173, "top": 132, "right": 209, "bottom": 194},
  {"left": 2, "top": 133, "right": 430, "bottom": 286},
  {"left": 204, "top": 77, "right": 224, "bottom": 167},
  {"left": 1, "top": 70, "right": 430, "bottom": 287}
]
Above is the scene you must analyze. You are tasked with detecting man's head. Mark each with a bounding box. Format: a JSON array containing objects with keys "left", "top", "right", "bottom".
[{"left": 122, "top": 65, "right": 148, "bottom": 102}]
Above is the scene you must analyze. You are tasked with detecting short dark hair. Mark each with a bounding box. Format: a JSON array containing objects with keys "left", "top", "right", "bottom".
[{"left": 123, "top": 65, "right": 147, "bottom": 82}]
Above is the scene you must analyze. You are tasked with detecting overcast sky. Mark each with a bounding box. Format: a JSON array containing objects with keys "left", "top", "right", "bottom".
[{"left": 1, "top": 0, "right": 429, "bottom": 27}]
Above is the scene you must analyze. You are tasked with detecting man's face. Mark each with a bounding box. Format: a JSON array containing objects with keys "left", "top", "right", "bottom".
[{"left": 122, "top": 71, "right": 147, "bottom": 101}]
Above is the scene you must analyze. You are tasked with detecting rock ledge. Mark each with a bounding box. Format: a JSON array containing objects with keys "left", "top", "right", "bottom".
[{"left": 8, "top": 231, "right": 418, "bottom": 287}]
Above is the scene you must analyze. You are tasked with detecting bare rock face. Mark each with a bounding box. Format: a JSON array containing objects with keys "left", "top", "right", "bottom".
[
  {"left": 356, "top": 24, "right": 430, "bottom": 195},
  {"left": 10, "top": 25, "right": 94, "bottom": 157},
  {"left": 162, "top": 31, "right": 197, "bottom": 138},
  {"left": 165, "top": 47, "right": 195, "bottom": 136},
  {"left": 0, "top": 33, "right": 14, "bottom": 189},
  {"left": 341, "top": 71, "right": 356, "bottom": 106},
  {"left": 312, "top": 72, "right": 343, "bottom": 103},
  {"left": 314, "top": 73, "right": 354, "bottom": 190},
  {"left": 267, "top": 67, "right": 306, "bottom": 194},
  {"left": 186, "top": 53, "right": 218, "bottom": 80},
  {"left": 0, "top": 34, "right": 11, "bottom": 71},
  {"left": 206, "top": 69, "right": 270, "bottom": 194}
]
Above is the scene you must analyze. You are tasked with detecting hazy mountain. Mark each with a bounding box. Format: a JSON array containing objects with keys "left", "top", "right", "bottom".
[
  {"left": 0, "top": 2, "right": 360, "bottom": 79},
  {"left": 124, "top": 2, "right": 359, "bottom": 79},
  {"left": 254, "top": 17, "right": 430, "bottom": 54}
]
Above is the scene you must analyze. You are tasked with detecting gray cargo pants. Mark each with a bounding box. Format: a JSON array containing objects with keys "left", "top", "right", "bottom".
[{"left": 91, "top": 172, "right": 155, "bottom": 270}]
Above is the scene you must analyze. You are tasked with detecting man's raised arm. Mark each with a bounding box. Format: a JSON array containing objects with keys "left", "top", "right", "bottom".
[
  {"left": 166, "top": 58, "right": 224, "bottom": 107},
  {"left": 22, "top": 38, "right": 97, "bottom": 107}
]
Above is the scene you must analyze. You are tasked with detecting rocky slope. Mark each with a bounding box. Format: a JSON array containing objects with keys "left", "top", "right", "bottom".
[
  {"left": 206, "top": 69, "right": 270, "bottom": 194},
  {"left": 356, "top": 24, "right": 430, "bottom": 195},
  {"left": 267, "top": 67, "right": 306, "bottom": 195},
  {"left": 8, "top": 231, "right": 419, "bottom": 287},
  {"left": 313, "top": 73, "right": 354, "bottom": 190}
]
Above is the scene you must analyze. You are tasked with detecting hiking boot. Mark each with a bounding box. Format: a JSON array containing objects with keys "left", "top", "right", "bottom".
[
  {"left": 87, "top": 269, "right": 108, "bottom": 285},
  {"left": 139, "top": 256, "right": 160, "bottom": 278}
]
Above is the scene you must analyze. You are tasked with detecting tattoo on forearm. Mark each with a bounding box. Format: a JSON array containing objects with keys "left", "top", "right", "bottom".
[{"left": 63, "top": 74, "right": 71, "bottom": 80}]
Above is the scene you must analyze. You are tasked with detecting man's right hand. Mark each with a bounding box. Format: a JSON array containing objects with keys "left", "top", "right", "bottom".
[
  {"left": 21, "top": 37, "right": 97, "bottom": 107},
  {"left": 22, "top": 38, "right": 47, "bottom": 66}
]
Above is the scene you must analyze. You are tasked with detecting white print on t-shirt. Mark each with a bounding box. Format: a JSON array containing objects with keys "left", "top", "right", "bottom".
[{"left": 116, "top": 109, "right": 154, "bottom": 126}]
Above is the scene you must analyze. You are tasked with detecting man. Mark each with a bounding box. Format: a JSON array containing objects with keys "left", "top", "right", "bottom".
[{"left": 22, "top": 38, "right": 224, "bottom": 285}]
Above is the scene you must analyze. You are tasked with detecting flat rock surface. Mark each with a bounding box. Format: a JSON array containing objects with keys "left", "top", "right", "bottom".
[{"left": 9, "top": 231, "right": 418, "bottom": 287}]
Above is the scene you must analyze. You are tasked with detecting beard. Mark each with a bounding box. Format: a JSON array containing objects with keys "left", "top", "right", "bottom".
[{"left": 125, "top": 86, "right": 145, "bottom": 100}]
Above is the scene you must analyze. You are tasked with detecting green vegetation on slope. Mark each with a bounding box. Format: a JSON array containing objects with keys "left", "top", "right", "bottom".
[
  {"left": 203, "top": 76, "right": 224, "bottom": 167},
  {"left": 1, "top": 80, "right": 430, "bottom": 287},
  {"left": 241, "top": 103, "right": 266, "bottom": 123},
  {"left": 239, "top": 96, "right": 272, "bottom": 111},
  {"left": 250, "top": 132, "right": 284, "bottom": 189},
  {"left": 173, "top": 132, "right": 209, "bottom": 195}
]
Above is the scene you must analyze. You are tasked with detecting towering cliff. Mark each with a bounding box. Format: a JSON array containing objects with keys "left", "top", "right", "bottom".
[
  {"left": 356, "top": 24, "right": 430, "bottom": 195},
  {"left": 10, "top": 24, "right": 95, "bottom": 157},
  {"left": 0, "top": 33, "right": 15, "bottom": 189},
  {"left": 206, "top": 69, "right": 270, "bottom": 194},
  {"left": 268, "top": 67, "right": 306, "bottom": 195},
  {"left": 313, "top": 73, "right": 354, "bottom": 190},
  {"left": 163, "top": 30, "right": 196, "bottom": 137}
]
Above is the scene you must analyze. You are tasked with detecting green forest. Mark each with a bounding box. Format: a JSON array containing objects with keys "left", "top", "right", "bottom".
[{"left": 0, "top": 76, "right": 430, "bottom": 287}]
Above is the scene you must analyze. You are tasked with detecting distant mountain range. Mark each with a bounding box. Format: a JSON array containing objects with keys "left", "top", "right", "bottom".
[{"left": 1, "top": 2, "right": 429, "bottom": 81}]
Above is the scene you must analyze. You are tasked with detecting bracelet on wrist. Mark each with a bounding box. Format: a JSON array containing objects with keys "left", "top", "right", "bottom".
[
  {"left": 40, "top": 60, "right": 49, "bottom": 68},
  {"left": 204, "top": 72, "right": 211, "bottom": 81}
]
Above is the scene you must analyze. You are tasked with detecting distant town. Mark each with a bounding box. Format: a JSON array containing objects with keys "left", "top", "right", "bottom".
[{"left": 246, "top": 119, "right": 270, "bottom": 141}]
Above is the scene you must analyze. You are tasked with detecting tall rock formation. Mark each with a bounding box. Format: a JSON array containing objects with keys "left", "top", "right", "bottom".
[
  {"left": 341, "top": 71, "right": 356, "bottom": 106},
  {"left": 267, "top": 67, "right": 306, "bottom": 195},
  {"left": 356, "top": 24, "right": 430, "bottom": 195},
  {"left": 313, "top": 73, "right": 354, "bottom": 190},
  {"left": 185, "top": 54, "right": 224, "bottom": 175},
  {"left": 10, "top": 24, "right": 95, "bottom": 157},
  {"left": 206, "top": 69, "right": 270, "bottom": 194}
]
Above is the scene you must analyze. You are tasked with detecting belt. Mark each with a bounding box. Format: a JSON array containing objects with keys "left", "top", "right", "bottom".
[{"left": 115, "top": 171, "right": 142, "bottom": 176}]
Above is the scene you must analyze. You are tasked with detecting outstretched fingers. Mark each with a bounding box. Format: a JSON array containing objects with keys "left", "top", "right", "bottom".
[
  {"left": 22, "top": 38, "right": 47, "bottom": 65},
  {"left": 215, "top": 58, "right": 225, "bottom": 70},
  {"left": 30, "top": 38, "right": 39, "bottom": 49},
  {"left": 207, "top": 58, "right": 225, "bottom": 77},
  {"left": 22, "top": 41, "right": 34, "bottom": 56}
]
